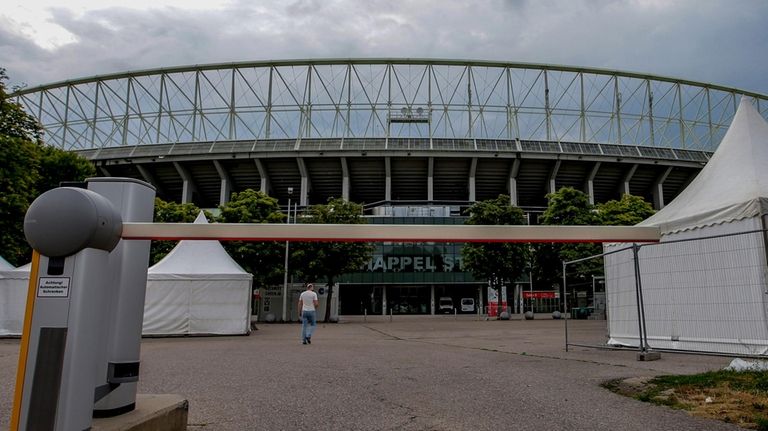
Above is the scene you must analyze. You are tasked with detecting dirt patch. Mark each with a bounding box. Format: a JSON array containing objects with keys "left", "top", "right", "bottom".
[{"left": 604, "top": 374, "right": 768, "bottom": 430}]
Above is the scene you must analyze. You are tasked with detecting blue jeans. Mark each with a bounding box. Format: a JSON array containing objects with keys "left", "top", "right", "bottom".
[{"left": 301, "top": 310, "right": 317, "bottom": 341}]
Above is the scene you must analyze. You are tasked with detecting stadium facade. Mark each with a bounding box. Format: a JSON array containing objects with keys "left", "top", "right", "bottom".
[{"left": 13, "top": 59, "right": 768, "bottom": 319}]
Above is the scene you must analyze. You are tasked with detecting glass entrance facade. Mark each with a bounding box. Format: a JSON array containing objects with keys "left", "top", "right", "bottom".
[
  {"left": 338, "top": 211, "right": 485, "bottom": 315},
  {"left": 334, "top": 206, "right": 562, "bottom": 316},
  {"left": 338, "top": 284, "right": 485, "bottom": 315}
]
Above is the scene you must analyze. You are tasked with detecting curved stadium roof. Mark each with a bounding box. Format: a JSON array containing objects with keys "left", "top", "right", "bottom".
[{"left": 11, "top": 59, "right": 768, "bottom": 210}]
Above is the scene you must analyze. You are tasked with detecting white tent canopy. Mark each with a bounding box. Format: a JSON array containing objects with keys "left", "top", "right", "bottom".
[
  {"left": 144, "top": 212, "right": 253, "bottom": 335},
  {"left": 605, "top": 98, "right": 768, "bottom": 356},
  {"left": 0, "top": 256, "right": 14, "bottom": 270},
  {"left": 0, "top": 263, "right": 30, "bottom": 336},
  {"left": 639, "top": 98, "right": 768, "bottom": 234}
]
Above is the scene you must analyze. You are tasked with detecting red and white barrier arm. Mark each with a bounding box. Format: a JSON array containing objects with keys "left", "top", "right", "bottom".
[{"left": 120, "top": 223, "right": 660, "bottom": 243}]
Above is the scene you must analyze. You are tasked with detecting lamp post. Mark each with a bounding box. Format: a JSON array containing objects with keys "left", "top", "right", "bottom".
[
  {"left": 281, "top": 187, "right": 293, "bottom": 322},
  {"left": 529, "top": 270, "right": 534, "bottom": 313}
]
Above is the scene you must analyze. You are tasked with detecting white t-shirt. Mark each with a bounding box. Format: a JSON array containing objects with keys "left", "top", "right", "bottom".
[{"left": 300, "top": 290, "right": 318, "bottom": 311}]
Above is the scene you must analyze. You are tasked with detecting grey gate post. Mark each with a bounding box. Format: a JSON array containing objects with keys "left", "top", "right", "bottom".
[
  {"left": 89, "top": 178, "right": 156, "bottom": 416},
  {"left": 15, "top": 187, "right": 123, "bottom": 430}
]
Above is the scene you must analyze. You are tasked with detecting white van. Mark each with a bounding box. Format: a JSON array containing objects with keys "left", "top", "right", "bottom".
[
  {"left": 438, "top": 297, "right": 453, "bottom": 313},
  {"left": 460, "top": 298, "right": 475, "bottom": 313}
]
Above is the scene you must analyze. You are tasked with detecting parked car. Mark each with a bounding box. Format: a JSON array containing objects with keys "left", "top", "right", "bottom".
[
  {"left": 438, "top": 297, "right": 453, "bottom": 313},
  {"left": 460, "top": 297, "right": 475, "bottom": 313}
]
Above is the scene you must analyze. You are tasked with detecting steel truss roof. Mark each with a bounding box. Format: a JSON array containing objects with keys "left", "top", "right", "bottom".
[{"left": 11, "top": 59, "right": 768, "bottom": 152}]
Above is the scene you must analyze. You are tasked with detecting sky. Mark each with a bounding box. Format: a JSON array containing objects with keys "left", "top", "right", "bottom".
[{"left": 1, "top": 0, "right": 767, "bottom": 94}]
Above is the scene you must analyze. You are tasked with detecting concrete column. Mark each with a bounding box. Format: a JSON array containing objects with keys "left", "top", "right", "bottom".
[
  {"left": 385, "top": 157, "right": 392, "bottom": 202},
  {"left": 652, "top": 166, "right": 673, "bottom": 210},
  {"left": 508, "top": 159, "right": 520, "bottom": 206},
  {"left": 136, "top": 165, "right": 164, "bottom": 197},
  {"left": 427, "top": 157, "right": 434, "bottom": 202},
  {"left": 584, "top": 162, "right": 601, "bottom": 205},
  {"left": 254, "top": 159, "right": 270, "bottom": 195},
  {"left": 213, "top": 160, "right": 232, "bottom": 206},
  {"left": 468, "top": 157, "right": 477, "bottom": 202},
  {"left": 296, "top": 158, "right": 310, "bottom": 206},
  {"left": 680, "top": 170, "right": 697, "bottom": 193},
  {"left": 173, "top": 162, "right": 195, "bottom": 204},
  {"left": 341, "top": 157, "right": 350, "bottom": 201},
  {"left": 98, "top": 165, "right": 111, "bottom": 177},
  {"left": 430, "top": 285, "right": 435, "bottom": 315},
  {"left": 382, "top": 286, "right": 387, "bottom": 316},
  {"left": 620, "top": 164, "right": 638, "bottom": 196},
  {"left": 547, "top": 160, "right": 562, "bottom": 194}
]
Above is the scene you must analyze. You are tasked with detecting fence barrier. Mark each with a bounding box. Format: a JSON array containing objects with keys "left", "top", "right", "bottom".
[{"left": 564, "top": 228, "right": 768, "bottom": 358}]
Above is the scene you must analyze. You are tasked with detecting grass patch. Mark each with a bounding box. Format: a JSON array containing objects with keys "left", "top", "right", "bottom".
[{"left": 603, "top": 370, "right": 768, "bottom": 430}]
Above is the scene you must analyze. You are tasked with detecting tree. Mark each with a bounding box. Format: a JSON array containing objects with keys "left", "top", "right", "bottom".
[
  {"left": 36, "top": 145, "right": 95, "bottom": 194},
  {"left": 537, "top": 187, "right": 601, "bottom": 307},
  {"left": 0, "top": 69, "right": 96, "bottom": 266},
  {"left": 216, "top": 189, "right": 286, "bottom": 290},
  {"left": 597, "top": 194, "right": 655, "bottom": 226},
  {"left": 541, "top": 187, "right": 598, "bottom": 225},
  {"left": 461, "top": 195, "right": 529, "bottom": 318},
  {"left": 0, "top": 70, "right": 41, "bottom": 265},
  {"left": 292, "top": 198, "right": 373, "bottom": 322},
  {"left": 0, "top": 68, "right": 42, "bottom": 143},
  {"left": 150, "top": 198, "right": 203, "bottom": 265},
  {"left": 0, "top": 136, "right": 40, "bottom": 266}
]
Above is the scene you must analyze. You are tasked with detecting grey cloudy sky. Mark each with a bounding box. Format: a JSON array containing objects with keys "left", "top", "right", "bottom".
[{"left": 2, "top": 0, "right": 767, "bottom": 94}]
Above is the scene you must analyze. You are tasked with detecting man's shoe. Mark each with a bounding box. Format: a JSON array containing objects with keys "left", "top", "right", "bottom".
[
  {"left": 306, "top": 337, "right": 311, "bottom": 344},
  {"left": 302, "top": 338, "right": 308, "bottom": 345}
]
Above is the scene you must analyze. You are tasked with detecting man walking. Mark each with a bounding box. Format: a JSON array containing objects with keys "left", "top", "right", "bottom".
[{"left": 299, "top": 283, "right": 319, "bottom": 344}]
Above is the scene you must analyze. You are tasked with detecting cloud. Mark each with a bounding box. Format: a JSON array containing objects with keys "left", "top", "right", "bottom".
[{"left": 1, "top": 0, "right": 766, "bottom": 94}]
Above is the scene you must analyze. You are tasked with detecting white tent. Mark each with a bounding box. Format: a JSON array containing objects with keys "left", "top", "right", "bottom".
[
  {"left": 0, "top": 256, "right": 14, "bottom": 270},
  {"left": 144, "top": 212, "right": 253, "bottom": 335},
  {"left": 605, "top": 98, "right": 768, "bottom": 355},
  {"left": 0, "top": 263, "right": 31, "bottom": 336}
]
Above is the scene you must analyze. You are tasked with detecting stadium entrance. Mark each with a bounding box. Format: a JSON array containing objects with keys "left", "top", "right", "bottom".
[{"left": 338, "top": 284, "right": 484, "bottom": 315}]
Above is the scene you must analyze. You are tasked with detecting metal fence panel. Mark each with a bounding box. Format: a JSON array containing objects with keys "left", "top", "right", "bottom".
[
  {"left": 563, "top": 251, "right": 614, "bottom": 350},
  {"left": 636, "top": 226, "right": 768, "bottom": 356},
  {"left": 571, "top": 222, "right": 768, "bottom": 358}
]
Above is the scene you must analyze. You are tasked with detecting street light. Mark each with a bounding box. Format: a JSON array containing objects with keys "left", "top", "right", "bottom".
[{"left": 281, "top": 187, "right": 293, "bottom": 322}]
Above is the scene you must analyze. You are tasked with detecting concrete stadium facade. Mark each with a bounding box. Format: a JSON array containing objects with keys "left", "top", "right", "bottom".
[{"left": 13, "top": 59, "right": 768, "bottom": 317}]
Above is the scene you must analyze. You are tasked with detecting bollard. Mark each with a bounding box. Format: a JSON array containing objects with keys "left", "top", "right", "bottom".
[
  {"left": 364, "top": 308, "right": 367, "bottom": 323},
  {"left": 454, "top": 308, "right": 457, "bottom": 320},
  {"left": 389, "top": 309, "right": 393, "bottom": 323}
]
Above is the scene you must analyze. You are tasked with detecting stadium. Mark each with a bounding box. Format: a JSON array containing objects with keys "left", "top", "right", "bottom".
[{"left": 12, "top": 59, "right": 768, "bottom": 319}]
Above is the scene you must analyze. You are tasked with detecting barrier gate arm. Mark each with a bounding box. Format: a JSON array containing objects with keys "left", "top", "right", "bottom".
[
  {"left": 120, "top": 223, "right": 661, "bottom": 243},
  {"left": 12, "top": 219, "right": 658, "bottom": 430}
]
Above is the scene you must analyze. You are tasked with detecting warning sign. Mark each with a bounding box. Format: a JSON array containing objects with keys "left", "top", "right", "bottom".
[{"left": 38, "top": 277, "right": 71, "bottom": 298}]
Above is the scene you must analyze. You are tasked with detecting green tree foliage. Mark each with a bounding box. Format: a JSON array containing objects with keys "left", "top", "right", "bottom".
[
  {"left": 0, "top": 68, "right": 42, "bottom": 143},
  {"left": 537, "top": 187, "right": 601, "bottom": 303},
  {"left": 0, "top": 136, "right": 40, "bottom": 265},
  {"left": 597, "top": 194, "right": 655, "bottom": 226},
  {"left": 541, "top": 187, "right": 598, "bottom": 225},
  {"left": 292, "top": 198, "right": 373, "bottom": 322},
  {"left": 150, "top": 198, "right": 204, "bottom": 265},
  {"left": 36, "top": 145, "right": 95, "bottom": 194},
  {"left": 216, "top": 189, "right": 285, "bottom": 290},
  {"left": 461, "top": 195, "right": 529, "bottom": 316},
  {"left": 0, "top": 68, "right": 94, "bottom": 266}
]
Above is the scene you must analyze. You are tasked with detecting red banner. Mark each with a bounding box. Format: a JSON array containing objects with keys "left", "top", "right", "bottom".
[{"left": 523, "top": 291, "right": 558, "bottom": 299}]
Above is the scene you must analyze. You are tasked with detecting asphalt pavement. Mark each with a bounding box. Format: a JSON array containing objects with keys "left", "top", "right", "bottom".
[{"left": 0, "top": 316, "right": 741, "bottom": 430}]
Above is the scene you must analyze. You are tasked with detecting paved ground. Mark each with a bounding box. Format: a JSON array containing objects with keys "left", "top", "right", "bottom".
[{"left": 0, "top": 316, "right": 742, "bottom": 430}]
